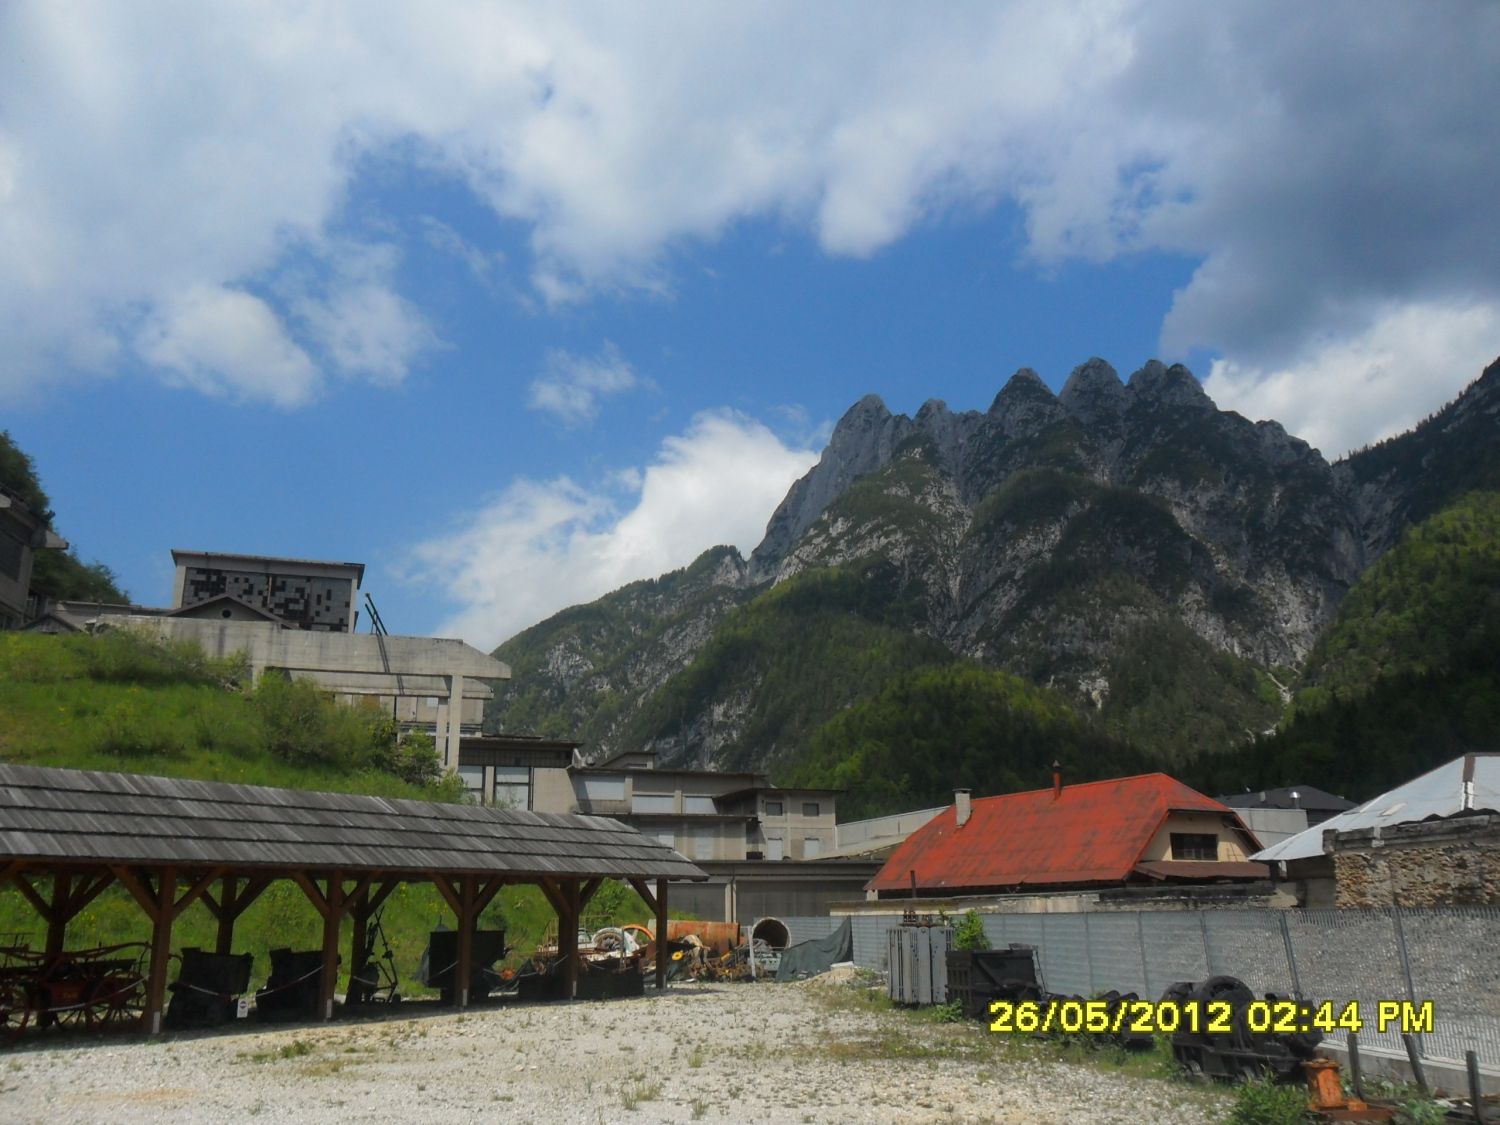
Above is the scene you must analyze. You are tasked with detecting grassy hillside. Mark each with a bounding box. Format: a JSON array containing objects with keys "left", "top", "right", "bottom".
[{"left": 0, "top": 631, "right": 652, "bottom": 994}]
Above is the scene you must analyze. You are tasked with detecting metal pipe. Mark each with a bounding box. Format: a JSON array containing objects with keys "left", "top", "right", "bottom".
[{"left": 1347, "top": 1030, "right": 1364, "bottom": 1102}]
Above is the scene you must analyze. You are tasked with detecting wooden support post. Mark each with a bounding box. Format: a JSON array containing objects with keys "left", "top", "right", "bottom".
[
  {"left": 214, "top": 876, "right": 240, "bottom": 955},
  {"left": 146, "top": 867, "right": 176, "bottom": 1035},
  {"left": 318, "top": 874, "right": 345, "bottom": 1022},
  {"left": 559, "top": 880, "right": 579, "bottom": 1001},
  {"left": 655, "top": 877, "right": 668, "bottom": 992},
  {"left": 44, "top": 873, "right": 72, "bottom": 955},
  {"left": 455, "top": 875, "right": 476, "bottom": 1009},
  {"left": 108, "top": 864, "right": 216, "bottom": 1035}
]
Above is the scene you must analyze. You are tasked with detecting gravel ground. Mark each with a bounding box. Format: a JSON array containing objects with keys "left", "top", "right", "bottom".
[{"left": 0, "top": 978, "right": 1229, "bottom": 1124}]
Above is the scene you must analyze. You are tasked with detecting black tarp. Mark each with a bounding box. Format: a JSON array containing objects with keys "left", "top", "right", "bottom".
[{"left": 775, "top": 917, "right": 853, "bottom": 981}]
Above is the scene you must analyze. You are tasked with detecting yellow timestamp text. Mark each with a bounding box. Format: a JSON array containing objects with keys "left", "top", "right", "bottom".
[{"left": 987, "top": 998, "right": 1434, "bottom": 1036}]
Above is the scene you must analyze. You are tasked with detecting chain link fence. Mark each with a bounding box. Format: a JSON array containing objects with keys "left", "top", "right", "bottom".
[{"left": 813, "top": 906, "right": 1500, "bottom": 1070}]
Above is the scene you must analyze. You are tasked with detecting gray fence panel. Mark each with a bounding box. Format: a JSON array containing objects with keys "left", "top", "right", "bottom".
[
  {"left": 1394, "top": 906, "right": 1500, "bottom": 1067},
  {"left": 1284, "top": 909, "right": 1410, "bottom": 1055},
  {"left": 1086, "top": 912, "right": 1149, "bottom": 998},
  {"left": 1201, "top": 911, "right": 1294, "bottom": 996},
  {"left": 835, "top": 905, "right": 1500, "bottom": 1070},
  {"left": 1040, "top": 914, "right": 1091, "bottom": 996},
  {"left": 1140, "top": 913, "right": 1211, "bottom": 1000},
  {"left": 850, "top": 914, "right": 900, "bottom": 971}
]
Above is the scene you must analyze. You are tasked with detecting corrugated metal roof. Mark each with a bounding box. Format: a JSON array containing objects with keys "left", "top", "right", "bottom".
[
  {"left": 1253, "top": 753, "right": 1500, "bottom": 863},
  {"left": 0, "top": 764, "right": 706, "bottom": 880},
  {"left": 866, "top": 773, "right": 1258, "bottom": 893}
]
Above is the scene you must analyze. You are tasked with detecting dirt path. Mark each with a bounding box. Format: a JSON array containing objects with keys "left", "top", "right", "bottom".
[{"left": 0, "top": 979, "right": 1228, "bottom": 1123}]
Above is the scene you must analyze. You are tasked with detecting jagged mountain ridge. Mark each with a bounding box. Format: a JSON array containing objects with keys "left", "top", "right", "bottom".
[{"left": 489, "top": 355, "right": 1500, "bottom": 772}]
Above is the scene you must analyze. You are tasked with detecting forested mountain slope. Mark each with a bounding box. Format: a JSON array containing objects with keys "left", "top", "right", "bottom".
[{"left": 488, "top": 356, "right": 1500, "bottom": 805}]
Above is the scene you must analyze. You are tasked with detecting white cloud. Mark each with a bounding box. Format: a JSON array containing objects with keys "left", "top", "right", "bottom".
[
  {"left": 1203, "top": 301, "right": 1500, "bottom": 458},
  {"left": 527, "top": 342, "right": 644, "bottom": 426},
  {"left": 0, "top": 1, "right": 1496, "bottom": 437},
  {"left": 410, "top": 409, "right": 820, "bottom": 648},
  {"left": 136, "top": 285, "right": 318, "bottom": 407}
]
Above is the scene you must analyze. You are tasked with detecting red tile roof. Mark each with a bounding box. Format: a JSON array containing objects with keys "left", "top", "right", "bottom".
[{"left": 866, "top": 773, "right": 1261, "bottom": 894}]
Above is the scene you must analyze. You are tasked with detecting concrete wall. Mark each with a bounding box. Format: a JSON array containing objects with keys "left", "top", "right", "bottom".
[
  {"left": 1331, "top": 814, "right": 1500, "bottom": 907},
  {"left": 833, "top": 806, "right": 946, "bottom": 856}
]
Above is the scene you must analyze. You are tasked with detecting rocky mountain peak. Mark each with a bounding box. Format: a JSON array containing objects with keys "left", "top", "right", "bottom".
[
  {"left": 989, "top": 367, "right": 1065, "bottom": 438},
  {"left": 1126, "top": 360, "right": 1213, "bottom": 412},
  {"left": 1058, "top": 357, "right": 1126, "bottom": 423}
]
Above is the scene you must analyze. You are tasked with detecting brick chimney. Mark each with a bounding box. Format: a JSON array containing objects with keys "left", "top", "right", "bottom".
[
  {"left": 1052, "top": 760, "right": 1063, "bottom": 800},
  {"left": 955, "top": 788, "right": 972, "bottom": 827}
]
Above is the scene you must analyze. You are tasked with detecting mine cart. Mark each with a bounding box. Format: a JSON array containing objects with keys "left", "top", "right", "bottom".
[
  {"left": 255, "top": 948, "right": 327, "bottom": 1022},
  {"left": 422, "top": 929, "right": 507, "bottom": 1004},
  {"left": 166, "top": 948, "right": 253, "bottom": 1028},
  {"left": 945, "top": 944, "right": 1041, "bottom": 1019},
  {"left": 0, "top": 940, "right": 147, "bottom": 1038}
]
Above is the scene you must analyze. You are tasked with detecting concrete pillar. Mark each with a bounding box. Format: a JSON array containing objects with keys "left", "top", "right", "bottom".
[{"left": 442, "top": 673, "right": 466, "bottom": 773}]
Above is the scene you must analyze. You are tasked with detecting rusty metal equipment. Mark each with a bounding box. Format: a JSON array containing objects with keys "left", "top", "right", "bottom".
[
  {"left": 945, "top": 945, "right": 1042, "bottom": 1020},
  {"left": 165, "top": 948, "right": 253, "bottom": 1028},
  {"left": 1163, "top": 975, "right": 1322, "bottom": 1081},
  {"left": 1, "top": 939, "right": 147, "bottom": 1038},
  {"left": 255, "top": 948, "right": 327, "bottom": 1022}
]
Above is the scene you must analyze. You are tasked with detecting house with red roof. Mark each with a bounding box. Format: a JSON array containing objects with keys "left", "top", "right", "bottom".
[{"left": 866, "top": 768, "right": 1268, "bottom": 899}]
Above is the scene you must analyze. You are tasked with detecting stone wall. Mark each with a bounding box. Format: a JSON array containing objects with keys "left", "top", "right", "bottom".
[{"left": 1330, "top": 814, "right": 1500, "bottom": 907}]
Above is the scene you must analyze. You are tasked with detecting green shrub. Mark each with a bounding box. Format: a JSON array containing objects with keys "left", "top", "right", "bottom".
[
  {"left": 1227, "top": 1077, "right": 1309, "bottom": 1125},
  {"left": 91, "top": 701, "right": 187, "bottom": 759},
  {"left": 954, "top": 909, "right": 990, "bottom": 951}
]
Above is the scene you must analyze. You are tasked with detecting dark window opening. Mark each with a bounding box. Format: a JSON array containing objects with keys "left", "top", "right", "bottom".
[{"left": 1170, "top": 833, "right": 1219, "bottom": 861}]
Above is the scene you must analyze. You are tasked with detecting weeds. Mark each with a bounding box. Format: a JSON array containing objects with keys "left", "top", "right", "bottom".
[
  {"left": 1225, "top": 1076, "right": 1309, "bottom": 1125},
  {"left": 620, "top": 1078, "right": 663, "bottom": 1110}
]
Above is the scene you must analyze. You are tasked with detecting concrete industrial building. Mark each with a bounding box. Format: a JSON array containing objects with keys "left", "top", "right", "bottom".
[
  {"left": 29, "top": 549, "right": 506, "bottom": 771},
  {"left": 0, "top": 487, "right": 68, "bottom": 630}
]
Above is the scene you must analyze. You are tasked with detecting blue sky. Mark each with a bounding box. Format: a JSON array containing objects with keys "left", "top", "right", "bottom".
[{"left": 3, "top": 3, "right": 1498, "bottom": 648}]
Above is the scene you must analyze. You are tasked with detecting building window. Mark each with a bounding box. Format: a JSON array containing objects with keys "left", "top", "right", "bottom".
[
  {"left": 655, "top": 831, "right": 675, "bottom": 849},
  {"left": 802, "top": 801, "right": 820, "bottom": 818},
  {"left": 457, "top": 766, "right": 485, "bottom": 800},
  {"left": 765, "top": 835, "right": 784, "bottom": 861},
  {"left": 683, "top": 794, "right": 717, "bottom": 815},
  {"left": 632, "top": 792, "right": 675, "bottom": 814},
  {"left": 493, "top": 765, "right": 531, "bottom": 810},
  {"left": 764, "top": 799, "right": 784, "bottom": 817},
  {"left": 691, "top": 831, "right": 714, "bottom": 861},
  {"left": 802, "top": 837, "right": 822, "bottom": 859},
  {"left": 575, "top": 775, "right": 626, "bottom": 803},
  {"left": 1170, "top": 833, "right": 1219, "bottom": 861}
]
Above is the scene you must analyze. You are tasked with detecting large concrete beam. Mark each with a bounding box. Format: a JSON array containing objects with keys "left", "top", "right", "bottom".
[
  {"left": 123, "top": 618, "right": 509, "bottom": 681},
  {"left": 286, "top": 669, "right": 495, "bottom": 700}
]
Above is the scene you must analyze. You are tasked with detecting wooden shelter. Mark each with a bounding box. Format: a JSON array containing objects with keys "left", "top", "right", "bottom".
[{"left": 0, "top": 764, "right": 705, "bottom": 1032}]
